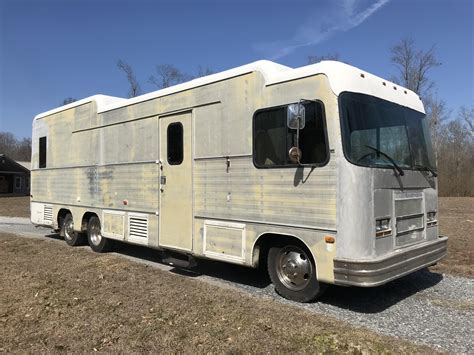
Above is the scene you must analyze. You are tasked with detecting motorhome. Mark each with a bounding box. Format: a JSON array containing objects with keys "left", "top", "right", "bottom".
[{"left": 31, "top": 60, "right": 447, "bottom": 302}]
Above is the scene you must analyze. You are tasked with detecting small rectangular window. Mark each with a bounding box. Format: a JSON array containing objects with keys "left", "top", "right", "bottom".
[
  {"left": 167, "top": 123, "right": 183, "bottom": 165},
  {"left": 15, "top": 177, "right": 22, "bottom": 189},
  {"left": 253, "top": 102, "right": 329, "bottom": 168},
  {"left": 39, "top": 136, "right": 47, "bottom": 168}
]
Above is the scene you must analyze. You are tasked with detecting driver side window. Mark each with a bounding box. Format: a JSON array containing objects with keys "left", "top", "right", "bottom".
[{"left": 253, "top": 102, "right": 329, "bottom": 168}]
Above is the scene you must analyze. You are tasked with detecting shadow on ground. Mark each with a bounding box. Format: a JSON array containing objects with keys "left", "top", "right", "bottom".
[
  {"left": 44, "top": 233, "right": 444, "bottom": 313},
  {"left": 318, "top": 269, "right": 443, "bottom": 313}
]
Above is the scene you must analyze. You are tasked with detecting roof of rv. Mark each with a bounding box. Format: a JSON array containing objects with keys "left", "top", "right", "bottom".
[
  {"left": 34, "top": 95, "right": 126, "bottom": 120},
  {"left": 34, "top": 60, "right": 424, "bottom": 120}
]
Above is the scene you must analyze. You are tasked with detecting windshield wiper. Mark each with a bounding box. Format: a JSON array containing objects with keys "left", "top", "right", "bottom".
[
  {"left": 413, "top": 164, "right": 438, "bottom": 177},
  {"left": 365, "top": 145, "right": 405, "bottom": 176}
]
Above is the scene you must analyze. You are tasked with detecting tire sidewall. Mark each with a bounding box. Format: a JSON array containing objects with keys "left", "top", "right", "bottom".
[
  {"left": 62, "top": 213, "right": 82, "bottom": 246},
  {"left": 87, "top": 216, "right": 110, "bottom": 253},
  {"left": 268, "top": 244, "right": 324, "bottom": 303}
]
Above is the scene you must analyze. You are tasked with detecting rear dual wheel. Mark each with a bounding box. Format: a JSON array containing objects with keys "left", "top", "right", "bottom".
[
  {"left": 61, "top": 213, "right": 86, "bottom": 246},
  {"left": 87, "top": 216, "right": 113, "bottom": 253},
  {"left": 267, "top": 243, "right": 325, "bottom": 303}
]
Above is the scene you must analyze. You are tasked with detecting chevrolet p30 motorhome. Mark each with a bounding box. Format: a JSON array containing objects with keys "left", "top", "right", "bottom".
[{"left": 31, "top": 60, "right": 447, "bottom": 302}]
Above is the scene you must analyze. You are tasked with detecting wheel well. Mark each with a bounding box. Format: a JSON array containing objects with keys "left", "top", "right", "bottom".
[
  {"left": 253, "top": 233, "right": 314, "bottom": 269},
  {"left": 57, "top": 209, "right": 71, "bottom": 228},
  {"left": 81, "top": 212, "right": 98, "bottom": 232}
]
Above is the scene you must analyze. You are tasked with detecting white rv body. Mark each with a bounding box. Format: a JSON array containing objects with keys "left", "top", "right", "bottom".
[{"left": 31, "top": 60, "right": 447, "bottom": 301}]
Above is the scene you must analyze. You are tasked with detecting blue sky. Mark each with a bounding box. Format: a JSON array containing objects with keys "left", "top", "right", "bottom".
[{"left": 1, "top": 0, "right": 472, "bottom": 139}]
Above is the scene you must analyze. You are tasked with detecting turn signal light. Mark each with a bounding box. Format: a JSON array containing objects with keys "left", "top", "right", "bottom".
[{"left": 325, "top": 236, "right": 335, "bottom": 244}]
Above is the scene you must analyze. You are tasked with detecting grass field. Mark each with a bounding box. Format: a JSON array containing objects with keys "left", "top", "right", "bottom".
[
  {"left": 0, "top": 196, "right": 30, "bottom": 218},
  {"left": 0, "top": 233, "right": 435, "bottom": 353}
]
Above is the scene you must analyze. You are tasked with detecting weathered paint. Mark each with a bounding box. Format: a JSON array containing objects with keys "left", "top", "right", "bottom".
[{"left": 31, "top": 60, "right": 441, "bottom": 287}]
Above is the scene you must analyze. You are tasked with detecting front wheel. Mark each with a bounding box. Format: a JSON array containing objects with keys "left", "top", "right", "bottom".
[
  {"left": 87, "top": 216, "right": 113, "bottom": 253},
  {"left": 267, "top": 243, "right": 325, "bottom": 302}
]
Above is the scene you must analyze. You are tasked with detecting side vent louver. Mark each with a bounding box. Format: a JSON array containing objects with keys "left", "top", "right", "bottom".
[
  {"left": 129, "top": 214, "right": 148, "bottom": 239},
  {"left": 43, "top": 205, "right": 53, "bottom": 224}
]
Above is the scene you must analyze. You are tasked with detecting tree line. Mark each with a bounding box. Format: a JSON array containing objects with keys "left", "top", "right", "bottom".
[
  {"left": 0, "top": 132, "right": 31, "bottom": 161},
  {"left": 388, "top": 38, "right": 473, "bottom": 196}
]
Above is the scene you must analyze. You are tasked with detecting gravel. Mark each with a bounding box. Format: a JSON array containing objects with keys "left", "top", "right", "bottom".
[{"left": 1, "top": 216, "right": 473, "bottom": 353}]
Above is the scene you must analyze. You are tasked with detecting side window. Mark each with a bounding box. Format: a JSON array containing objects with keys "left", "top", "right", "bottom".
[
  {"left": 167, "top": 122, "right": 183, "bottom": 165},
  {"left": 253, "top": 102, "right": 329, "bottom": 168},
  {"left": 15, "top": 177, "right": 22, "bottom": 189},
  {"left": 39, "top": 136, "right": 47, "bottom": 168}
]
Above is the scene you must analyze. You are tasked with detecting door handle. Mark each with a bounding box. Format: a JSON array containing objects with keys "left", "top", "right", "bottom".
[{"left": 160, "top": 175, "right": 166, "bottom": 193}]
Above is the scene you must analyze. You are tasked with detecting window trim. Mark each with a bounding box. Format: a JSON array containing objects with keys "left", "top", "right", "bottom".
[
  {"left": 167, "top": 122, "right": 184, "bottom": 165},
  {"left": 252, "top": 100, "right": 330, "bottom": 169}
]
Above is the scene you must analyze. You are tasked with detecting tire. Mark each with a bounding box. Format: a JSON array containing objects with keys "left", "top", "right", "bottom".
[
  {"left": 61, "top": 213, "right": 86, "bottom": 246},
  {"left": 267, "top": 242, "right": 325, "bottom": 302},
  {"left": 87, "top": 216, "right": 112, "bottom": 253}
]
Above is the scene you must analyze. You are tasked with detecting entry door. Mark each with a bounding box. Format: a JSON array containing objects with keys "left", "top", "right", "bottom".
[{"left": 159, "top": 112, "right": 193, "bottom": 251}]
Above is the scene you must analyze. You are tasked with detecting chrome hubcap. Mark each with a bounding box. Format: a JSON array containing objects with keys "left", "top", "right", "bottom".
[
  {"left": 90, "top": 221, "right": 102, "bottom": 246},
  {"left": 64, "top": 219, "right": 75, "bottom": 241},
  {"left": 276, "top": 246, "right": 312, "bottom": 291}
]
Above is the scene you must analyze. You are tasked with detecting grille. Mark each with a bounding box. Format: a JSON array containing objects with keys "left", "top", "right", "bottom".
[
  {"left": 129, "top": 215, "right": 148, "bottom": 239},
  {"left": 394, "top": 191, "right": 425, "bottom": 247},
  {"left": 43, "top": 205, "right": 53, "bottom": 223}
]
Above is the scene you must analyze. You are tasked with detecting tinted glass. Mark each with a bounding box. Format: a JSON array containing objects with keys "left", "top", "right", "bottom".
[
  {"left": 167, "top": 123, "right": 183, "bottom": 165},
  {"left": 254, "top": 102, "right": 328, "bottom": 167},
  {"left": 39, "top": 136, "right": 47, "bottom": 168},
  {"left": 340, "top": 92, "right": 436, "bottom": 171}
]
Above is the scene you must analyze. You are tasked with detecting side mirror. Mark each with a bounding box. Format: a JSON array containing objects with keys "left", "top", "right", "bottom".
[{"left": 287, "top": 104, "right": 305, "bottom": 130}]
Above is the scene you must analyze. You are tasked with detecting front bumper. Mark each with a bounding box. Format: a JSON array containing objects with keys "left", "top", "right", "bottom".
[{"left": 333, "top": 236, "right": 448, "bottom": 287}]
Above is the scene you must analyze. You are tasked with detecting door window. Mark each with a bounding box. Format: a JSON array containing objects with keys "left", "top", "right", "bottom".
[{"left": 167, "top": 122, "right": 183, "bottom": 165}]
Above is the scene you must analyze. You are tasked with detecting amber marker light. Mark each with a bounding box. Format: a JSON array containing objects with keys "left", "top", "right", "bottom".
[{"left": 325, "top": 236, "right": 335, "bottom": 244}]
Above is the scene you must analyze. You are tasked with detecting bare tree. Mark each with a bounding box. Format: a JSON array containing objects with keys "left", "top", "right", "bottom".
[
  {"left": 458, "top": 105, "right": 474, "bottom": 135},
  {"left": 196, "top": 65, "right": 215, "bottom": 78},
  {"left": 0, "top": 132, "right": 16, "bottom": 155},
  {"left": 62, "top": 97, "right": 77, "bottom": 105},
  {"left": 437, "top": 117, "right": 474, "bottom": 196},
  {"left": 0, "top": 132, "right": 31, "bottom": 161},
  {"left": 148, "top": 64, "right": 191, "bottom": 89},
  {"left": 117, "top": 60, "right": 142, "bottom": 98},
  {"left": 390, "top": 38, "right": 441, "bottom": 96},
  {"left": 16, "top": 137, "right": 31, "bottom": 161},
  {"left": 307, "top": 53, "right": 340, "bottom": 64},
  {"left": 423, "top": 94, "right": 449, "bottom": 151}
]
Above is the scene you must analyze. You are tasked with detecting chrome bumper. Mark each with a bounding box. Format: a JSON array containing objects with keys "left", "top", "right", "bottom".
[{"left": 333, "top": 236, "right": 448, "bottom": 287}]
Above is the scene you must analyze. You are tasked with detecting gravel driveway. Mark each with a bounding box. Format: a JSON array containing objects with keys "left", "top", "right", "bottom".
[{"left": 1, "top": 216, "right": 472, "bottom": 353}]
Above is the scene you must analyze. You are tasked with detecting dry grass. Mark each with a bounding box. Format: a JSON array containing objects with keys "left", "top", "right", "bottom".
[
  {"left": 0, "top": 196, "right": 30, "bottom": 218},
  {"left": 430, "top": 197, "right": 474, "bottom": 277},
  {"left": 0, "top": 233, "right": 435, "bottom": 354}
]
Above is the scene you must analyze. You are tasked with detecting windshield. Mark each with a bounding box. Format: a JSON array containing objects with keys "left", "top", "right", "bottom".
[{"left": 339, "top": 92, "right": 436, "bottom": 172}]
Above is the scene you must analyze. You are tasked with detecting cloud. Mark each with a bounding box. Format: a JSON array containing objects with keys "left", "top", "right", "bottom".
[{"left": 254, "top": 0, "right": 390, "bottom": 60}]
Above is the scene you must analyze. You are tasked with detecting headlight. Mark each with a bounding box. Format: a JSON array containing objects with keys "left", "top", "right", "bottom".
[
  {"left": 427, "top": 211, "right": 437, "bottom": 227},
  {"left": 375, "top": 218, "right": 391, "bottom": 237}
]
